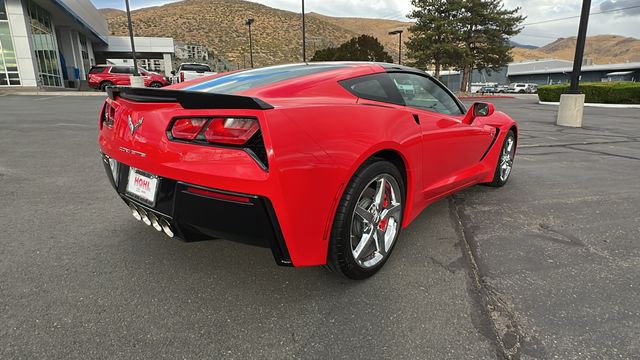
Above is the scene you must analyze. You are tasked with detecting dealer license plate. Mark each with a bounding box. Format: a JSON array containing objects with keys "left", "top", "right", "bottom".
[{"left": 126, "top": 168, "right": 159, "bottom": 205}]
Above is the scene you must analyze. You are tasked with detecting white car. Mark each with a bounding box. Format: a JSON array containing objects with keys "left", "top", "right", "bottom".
[
  {"left": 508, "top": 83, "right": 537, "bottom": 94},
  {"left": 175, "top": 63, "right": 217, "bottom": 83}
]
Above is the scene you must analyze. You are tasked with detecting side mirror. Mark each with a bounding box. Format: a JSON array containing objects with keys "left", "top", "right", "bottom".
[
  {"left": 473, "top": 102, "right": 495, "bottom": 117},
  {"left": 463, "top": 102, "right": 495, "bottom": 124}
]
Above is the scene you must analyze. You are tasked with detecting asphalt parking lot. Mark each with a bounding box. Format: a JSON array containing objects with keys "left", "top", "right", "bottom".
[{"left": 0, "top": 94, "right": 638, "bottom": 359}]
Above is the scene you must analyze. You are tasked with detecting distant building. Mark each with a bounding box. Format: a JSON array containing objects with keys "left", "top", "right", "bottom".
[
  {"left": 437, "top": 59, "right": 640, "bottom": 91},
  {"left": 175, "top": 43, "right": 209, "bottom": 61},
  {"left": 96, "top": 36, "right": 175, "bottom": 74},
  {"left": 0, "top": 0, "right": 175, "bottom": 88},
  {"left": 507, "top": 60, "right": 640, "bottom": 84}
]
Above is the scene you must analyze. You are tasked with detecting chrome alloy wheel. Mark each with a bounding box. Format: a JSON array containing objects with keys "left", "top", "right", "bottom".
[
  {"left": 350, "top": 174, "right": 402, "bottom": 268},
  {"left": 500, "top": 136, "right": 515, "bottom": 182}
]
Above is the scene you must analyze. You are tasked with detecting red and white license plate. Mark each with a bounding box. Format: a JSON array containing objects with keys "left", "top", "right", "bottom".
[{"left": 126, "top": 168, "right": 159, "bottom": 205}]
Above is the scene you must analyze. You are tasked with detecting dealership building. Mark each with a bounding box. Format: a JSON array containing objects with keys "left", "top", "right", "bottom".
[{"left": 0, "top": 0, "right": 174, "bottom": 88}]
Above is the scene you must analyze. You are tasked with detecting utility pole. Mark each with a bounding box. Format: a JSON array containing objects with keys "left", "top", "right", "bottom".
[
  {"left": 557, "top": 0, "right": 591, "bottom": 128},
  {"left": 388, "top": 30, "right": 403, "bottom": 65},
  {"left": 245, "top": 18, "right": 255, "bottom": 68},
  {"left": 302, "top": 0, "right": 306, "bottom": 62},
  {"left": 569, "top": 0, "right": 591, "bottom": 93},
  {"left": 124, "top": 0, "right": 138, "bottom": 76}
]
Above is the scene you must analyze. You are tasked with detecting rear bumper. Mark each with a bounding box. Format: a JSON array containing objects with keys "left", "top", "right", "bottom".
[{"left": 101, "top": 153, "right": 292, "bottom": 266}]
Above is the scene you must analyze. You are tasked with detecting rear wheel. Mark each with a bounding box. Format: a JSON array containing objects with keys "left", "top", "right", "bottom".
[
  {"left": 149, "top": 81, "right": 163, "bottom": 88},
  {"left": 99, "top": 81, "right": 113, "bottom": 91},
  {"left": 486, "top": 130, "right": 516, "bottom": 187},
  {"left": 327, "top": 159, "right": 404, "bottom": 279}
]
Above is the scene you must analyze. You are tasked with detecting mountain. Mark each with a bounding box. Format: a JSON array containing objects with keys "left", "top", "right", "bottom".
[
  {"left": 99, "top": 8, "right": 125, "bottom": 18},
  {"left": 509, "top": 40, "right": 538, "bottom": 49},
  {"left": 100, "top": 1, "right": 640, "bottom": 67},
  {"left": 103, "top": 0, "right": 359, "bottom": 67},
  {"left": 511, "top": 35, "right": 640, "bottom": 64},
  {"left": 307, "top": 13, "right": 413, "bottom": 59}
]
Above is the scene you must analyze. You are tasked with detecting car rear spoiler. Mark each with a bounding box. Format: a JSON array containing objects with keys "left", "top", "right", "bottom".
[{"left": 106, "top": 86, "right": 273, "bottom": 110}]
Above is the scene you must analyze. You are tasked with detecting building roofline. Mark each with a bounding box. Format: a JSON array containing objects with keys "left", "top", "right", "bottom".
[
  {"left": 508, "top": 61, "right": 640, "bottom": 76},
  {"left": 50, "top": 0, "right": 108, "bottom": 44}
]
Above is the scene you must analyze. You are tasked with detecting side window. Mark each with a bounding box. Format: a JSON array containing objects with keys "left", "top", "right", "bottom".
[
  {"left": 388, "top": 73, "right": 463, "bottom": 115},
  {"left": 339, "top": 73, "right": 404, "bottom": 105},
  {"left": 111, "top": 66, "right": 132, "bottom": 74}
]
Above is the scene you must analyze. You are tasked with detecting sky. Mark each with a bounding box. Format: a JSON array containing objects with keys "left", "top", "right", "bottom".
[{"left": 90, "top": 0, "right": 640, "bottom": 46}]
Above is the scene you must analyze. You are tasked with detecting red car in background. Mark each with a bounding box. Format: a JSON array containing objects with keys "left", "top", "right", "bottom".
[
  {"left": 98, "top": 62, "right": 518, "bottom": 279},
  {"left": 88, "top": 65, "right": 171, "bottom": 91}
]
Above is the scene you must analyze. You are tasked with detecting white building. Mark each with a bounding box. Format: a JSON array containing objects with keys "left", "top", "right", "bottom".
[
  {"left": 0, "top": 0, "right": 174, "bottom": 88},
  {"left": 175, "top": 43, "right": 209, "bottom": 61}
]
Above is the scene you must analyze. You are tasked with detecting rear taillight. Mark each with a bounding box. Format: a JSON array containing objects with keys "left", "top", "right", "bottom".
[
  {"left": 169, "top": 117, "right": 259, "bottom": 146},
  {"left": 101, "top": 102, "right": 115, "bottom": 128},
  {"left": 179, "top": 72, "right": 184, "bottom": 82},
  {"left": 204, "top": 118, "right": 259, "bottom": 145},
  {"left": 171, "top": 118, "right": 207, "bottom": 140}
]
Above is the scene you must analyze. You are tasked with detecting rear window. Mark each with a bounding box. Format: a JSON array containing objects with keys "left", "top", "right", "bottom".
[
  {"left": 339, "top": 73, "right": 404, "bottom": 105},
  {"left": 183, "top": 64, "right": 349, "bottom": 94},
  {"left": 180, "top": 64, "right": 211, "bottom": 72},
  {"left": 89, "top": 66, "right": 106, "bottom": 74}
]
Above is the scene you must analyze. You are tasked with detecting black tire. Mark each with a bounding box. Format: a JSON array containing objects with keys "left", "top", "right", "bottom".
[
  {"left": 326, "top": 158, "right": 405, "bottom": 280},
  {"left": 518, "top": 89, "right": 525, "bottom": 93},
  {"left": 99, "top": 81, "right": 113, "bottom": 91},
  {"left": 486, "top": 130, "right": 516, "bottom": 187},
  {"left": 149, "top": 81, "right": 163, "bottom": 88}
]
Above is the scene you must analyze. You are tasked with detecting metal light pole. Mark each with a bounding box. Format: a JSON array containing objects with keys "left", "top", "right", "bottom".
[
  {"left": 245, "top": 18, "right": 254, "bottom": 68},
  {"left": 302, "top": 0, "right": 306, "bottom": 62},
  {"left": 124, "top": 0, "right": 138, "bottom": 76},
  {"left": 569, "top": 0, "right": 591, "bottom": 93},
  {"left": 389, "top": 30, "right": 403, "bottom": 65},
  {"left": 557, "top": 0, "right": 591, "bottom": 127}
]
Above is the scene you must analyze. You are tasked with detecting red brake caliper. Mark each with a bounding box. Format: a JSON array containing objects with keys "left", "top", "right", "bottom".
[{"left": 379, "top": 193, "right": 389, "bottom": 230}]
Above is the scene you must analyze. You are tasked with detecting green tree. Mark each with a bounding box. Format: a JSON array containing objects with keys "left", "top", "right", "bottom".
[
  {"left": 457, "top": 0, "right": 525, "bottom": 91},
  {"left": 406, "top": 0, "right": 465, "bottom": 79},
  {"left": 311, "top": 35, "right": 393, "bottom": 62}
]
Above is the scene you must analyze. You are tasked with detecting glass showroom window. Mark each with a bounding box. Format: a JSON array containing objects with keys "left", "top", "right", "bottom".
[
  {"left": 28, "top": 0, "right": 62, "bottom": 87},
  {"left": 0, "top": 0, "right": 21, "bottom": 86},
  {"left": 79, "top": 33, "right": 90, "bottom": 76}
]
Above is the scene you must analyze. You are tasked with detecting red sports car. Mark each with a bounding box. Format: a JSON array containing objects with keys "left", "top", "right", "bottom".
[{"left": 98, "top": 62, "right": 517, "bottom": 279}]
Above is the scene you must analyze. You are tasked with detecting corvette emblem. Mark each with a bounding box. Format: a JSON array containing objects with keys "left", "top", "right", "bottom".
[{"left": 128, "top": 115, "right": 143, "bottom": 135}]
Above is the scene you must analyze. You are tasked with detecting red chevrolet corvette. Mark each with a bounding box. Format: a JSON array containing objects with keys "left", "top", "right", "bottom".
[{"left": 98, "top": 62, "right": 517, "bottom": 279}]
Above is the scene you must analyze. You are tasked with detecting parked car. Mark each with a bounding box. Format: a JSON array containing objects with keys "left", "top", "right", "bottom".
[
  {"left": 495, "top": 85, "right": 509, "bottom": 93},
  {"left": 98, "top": 62, "right": 518, "bottom": 279},
  {"left": 88, "top": 65, "right": 171, "bottom": 91},
  {"left": 175, "top": 63, "right": 217, "bottom": 83},
  {"left": 476, "top": 85, "right": 497, "bottom": 94},
  {"left": 507, "top": 83, "right": 537, "bottom": 93}
]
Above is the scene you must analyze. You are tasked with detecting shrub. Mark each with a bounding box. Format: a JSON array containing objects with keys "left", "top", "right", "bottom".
[{"left": 537, "top": 82, "right": 640, "bottom": 104}]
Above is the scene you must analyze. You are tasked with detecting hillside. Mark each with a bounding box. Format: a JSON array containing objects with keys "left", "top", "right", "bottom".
[
  {"left": 103, "top": 0, "right": 359, "bottom": 67},
  {"left": 101, "top": 1, "right": 640, "bottom": 68},
  {"left": 307, "top": 12, "right": 413, "bottom": 60},
  {"left": 99, "top": 8, "right": 125, "bottom": 18},
  {"left": 511, "top": 35, "right": 640, "bottom": 64}
]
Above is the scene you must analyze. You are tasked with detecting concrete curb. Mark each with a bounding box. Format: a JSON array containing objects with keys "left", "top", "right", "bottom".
[
  {"left": 0, "top": 91, "right": 106, "bottom": 97},
  {"left": 539, "top": 100, "right": 640, "bottom": 109}
]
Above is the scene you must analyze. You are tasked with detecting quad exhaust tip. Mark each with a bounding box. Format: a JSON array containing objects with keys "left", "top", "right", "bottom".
[{"left": 128, "top": 202, "right": 174, "bottom": 238}]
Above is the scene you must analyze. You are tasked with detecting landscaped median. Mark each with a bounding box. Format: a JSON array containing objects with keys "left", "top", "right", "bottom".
[{"left": 538, "top": 82, "right": 640, "bottom": 105}]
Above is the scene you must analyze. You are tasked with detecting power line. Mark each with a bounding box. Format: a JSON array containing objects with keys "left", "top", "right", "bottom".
[{"left": 523, "top": 4, "right": 640, "bottom": 26}]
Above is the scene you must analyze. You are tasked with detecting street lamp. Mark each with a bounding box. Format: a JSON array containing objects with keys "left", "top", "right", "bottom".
[
  {"left": 301, "top": 0, "right": 306, "bottom": 62},
  {"left": 388, "top": 30, "right": 403, "bottom": 65},
  {"left": 245, "top": 18, "right": 255, "bottom": 68},
  {"left": 124, "top": 0, "right": 138, "bottom": 76}
]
